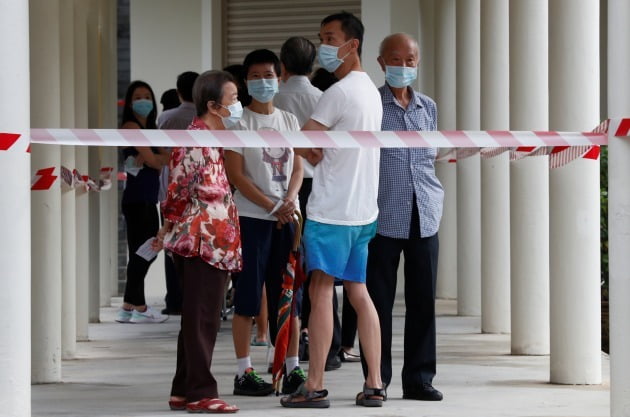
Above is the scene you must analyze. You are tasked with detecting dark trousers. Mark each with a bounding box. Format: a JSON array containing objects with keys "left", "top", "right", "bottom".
[
  {"left": 361, "top": 232, "right": 439, "bottom": 389},
  {"left": 171, "top": 255, "right": 228, "bottom": 402},
  {"left": 122, "top": 203, "right": 159, "bottom": 306},
  {"left": 161, "top": 214, "right": 182, "bottom": 312},
  {"left": 298, "top": 177, "right": 341, "bottom": 360},
  {"left": 341, "top": 288, "right": 357, "bottom": 348}
]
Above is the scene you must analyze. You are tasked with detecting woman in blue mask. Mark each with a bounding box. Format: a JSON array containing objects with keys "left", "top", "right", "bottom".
[{"left": 117, "top": 80, "right": 170, "bottom": 324}]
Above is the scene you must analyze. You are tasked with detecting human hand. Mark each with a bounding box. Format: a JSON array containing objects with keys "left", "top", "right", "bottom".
[{"left": 306, "top": 148, "right": 323, "bottom": 166}]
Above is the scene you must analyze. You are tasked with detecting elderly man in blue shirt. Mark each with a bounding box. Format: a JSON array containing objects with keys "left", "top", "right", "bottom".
[{"left": 360, "top": 33, "right": 444, "bottom": 401}]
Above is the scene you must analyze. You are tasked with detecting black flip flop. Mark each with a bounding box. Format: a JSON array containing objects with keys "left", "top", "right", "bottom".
[{"left": 280, "top": 383, "right": 330, "bottom": 408}]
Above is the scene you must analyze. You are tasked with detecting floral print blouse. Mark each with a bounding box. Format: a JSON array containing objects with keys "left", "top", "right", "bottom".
[{"left": 161, "top": 117, "right": 242, "bottom": 272}]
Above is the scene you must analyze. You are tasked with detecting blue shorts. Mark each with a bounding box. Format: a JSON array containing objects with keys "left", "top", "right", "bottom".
[{"left": 303, "top": 220, "right": 377, "bottom": 283}]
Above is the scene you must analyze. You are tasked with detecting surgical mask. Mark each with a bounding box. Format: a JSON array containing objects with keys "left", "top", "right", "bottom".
[
  {"left": 385, "top": 65, "right": 418, "bottom": 88},
  {"left": 132, "top": 99, "right": 154, "bottom": 118},
  {"left": 247, "top": 78, "right": 278, "bottom": 103},
  {"left": 318, "top": 40, "right": 352, "bottom": 73},
  {"left": 220, "top": 101, "right": 243, "bottom": 128}
]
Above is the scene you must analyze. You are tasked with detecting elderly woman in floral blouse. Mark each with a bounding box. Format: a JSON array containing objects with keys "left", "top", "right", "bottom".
[{"left": 153, "top": 70, "right": 244, "bottom": 414}]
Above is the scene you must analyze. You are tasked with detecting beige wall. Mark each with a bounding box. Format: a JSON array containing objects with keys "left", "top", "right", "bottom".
[{"left": 130, "top": 0, "right": 222, "bottom": 114}]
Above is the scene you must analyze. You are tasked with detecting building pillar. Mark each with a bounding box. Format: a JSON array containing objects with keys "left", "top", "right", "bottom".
[
  {"left": 60, "top": 0, "right": 77, "bottom": 360},
  {"left": 0, "top": 0, "right": 32, "bottom": 414},
  {"left": 434, "top": 0, "right": 457, "bottom": 301},
  {"left": 434, "top": 0, "right": 456, "bottom": 130},
  {"left": 456, "top": 153, "right": 481, "bottom": 316},
  {"left": 435, "top": 158, "right": 457, "bottom": 299},
  {"left": 608, "top": 0, "right": 630, "bottom": 413},
  {"left": 418, "top": 0, "right": 435, "bottom": 97},
  {"left": 456, "top": 0, "right": 481, "bottom": 316},
  {"left": 74, "top": 0, "right": 90, "bottom": 341},
  {"left": 480, "top": 0, "right": 510, "bottom": 333},
  {"left": 509, "top": 0, "right": 550, "bottom": 355},
  {"left": 30, "top": 0, "right": 63, "bottom": 383},
  {"left": 549, "top": 0, "right": 601, "bottom": 384}
]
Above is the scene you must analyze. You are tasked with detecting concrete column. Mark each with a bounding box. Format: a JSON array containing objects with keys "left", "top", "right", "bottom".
[
  {"left": 456, "top": 153, "right": 481, "bottom": 316},
  {"left": 549, "top": 0, "right": 601, "bottom": 385},
  {"left": 0, "top": 0, "right": 31, "bottom": 414},
  {"left": 61, "top": 146, "right": 77, "bottom": 359},
  {"left": 418, "top": 0, "right": 435, "bottom": 97},
  {"left": 549, "top": 158, "right": 601, "bottom": 383},
  {"left": 87, "top": 0, "right": 101, "bottom": 321},
  {"left": 435, "top": 159, "right": 457, "bottom": 299},
  {"left": 510, "top": 156, "right": 550, "bottom": 355},
  {"left": 481, "top": 0, "right": 509, "bottom": 129},
  {"left": 99, "top": 149, "right": 112, "bottom": 307},
  {"left": 481, "top": 152, "right": 510, "bottom": 333},
  {"left": 455, "top": 0, "right": 481, "bottom": 316},
  {"left": 434, "top": 0, "right": 456, "bottom": 130},
  {"left": 509, "top": 0, "right": 549, "bottom": 355},
  {"left": 74, "top": 0, "right": 90, "bottom": 341},
  {"left": 479, "top": 0, "right": 510, "bottom": 334},
  {"left": 89, "top": 147, "right": 101, "bottom": 322},
  {"left": 456, "top": 0, "right": 480, "bottom": 130},
  {"left": 360, "top": 0, "right": 391, "bottom": 86},
  {"left": 30, "top": 0, "right": 63, "bottom": 384},
  {"left": 608, "top": 0, "right": 630, "bottom": 413},
  {"left": 60, "top": 0, "right": 77, "bottom": 359},
  {"left": 75, "top": 147, "right": 90, "bottom": 340}
]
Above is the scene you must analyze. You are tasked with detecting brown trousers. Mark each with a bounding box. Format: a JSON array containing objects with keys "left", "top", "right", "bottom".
[{"left": 170, "top": 254, "right": 228, "bottom": 402}]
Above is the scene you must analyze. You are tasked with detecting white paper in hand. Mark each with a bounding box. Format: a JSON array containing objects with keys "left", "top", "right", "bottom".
[{"left": 136, "top": 237, "right": 159, "bottom": 261}]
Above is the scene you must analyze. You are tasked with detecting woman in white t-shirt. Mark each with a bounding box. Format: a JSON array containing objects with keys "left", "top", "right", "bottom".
[{"left": 224, "top": 49, "right": 305, "bottom": 397}]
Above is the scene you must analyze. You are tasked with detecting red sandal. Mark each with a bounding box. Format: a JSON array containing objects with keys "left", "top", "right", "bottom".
[
  {"left": 168, "top": 398, "right": 186, "bottom": 411},
  {"left": 186, "top": 398, "right": 239, "bottom": 414}
]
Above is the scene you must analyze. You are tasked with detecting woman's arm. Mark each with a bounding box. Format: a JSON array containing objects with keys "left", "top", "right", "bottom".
[
  {"left": 276, "top": 153, "right": 303, "bottom": 222},
  {"left": 135, "top": 146, "right": 170, "bottom": 170},
  {"left": 224, "top": 150, "right": 275, "bottom": 213}
]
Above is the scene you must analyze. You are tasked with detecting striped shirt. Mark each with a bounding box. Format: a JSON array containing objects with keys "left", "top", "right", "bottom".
[{"left": 377, "top": 85, "right": 444, "bottom": 239}]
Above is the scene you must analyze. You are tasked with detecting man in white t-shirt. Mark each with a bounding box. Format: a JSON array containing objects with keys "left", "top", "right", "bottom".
[
  {"left": 224, "top": 48, "right": 305, "bottom": 398},
  {"left": 280, "top": 12, "right": 384, "bottom": 409}
]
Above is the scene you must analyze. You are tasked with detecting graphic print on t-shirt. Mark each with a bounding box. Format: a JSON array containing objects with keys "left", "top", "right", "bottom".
[{"left": 262, "top": 147, "right": 290, "bottom": 183}]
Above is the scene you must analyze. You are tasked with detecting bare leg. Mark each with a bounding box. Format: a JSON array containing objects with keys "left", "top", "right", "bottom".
[
  {"left": 304, "top": 270, "right": 334, "bottom": 391},
  {"left": 288, "top": 316, "right": 300, "bottom": 357},
  {"left": 232, "top": 313, "right": 253, "bottom": 359},
  {"left": 254, "top": 285, "right": 269, "bottom": 343},
  {"left": 344, "top": 280, "right": 382, "bottom": 389}
]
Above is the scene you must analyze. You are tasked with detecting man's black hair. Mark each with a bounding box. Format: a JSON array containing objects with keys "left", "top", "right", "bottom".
[
  {"left": 242, "top": 49, "right": 281, "bottom": 79},
  {"left": 176, "top": 71, "right": 199, "bottom": 102},
  {"left": 280, "top": 37, "right": 316, "bottom": 76},
  {"left": 321, "top": 11, "right": 364, "bottom": 57}
]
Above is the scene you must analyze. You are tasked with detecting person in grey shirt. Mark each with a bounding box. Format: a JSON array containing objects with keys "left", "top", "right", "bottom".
[{"left": 157, "top": 71, "right": 199, "bottom": 129}]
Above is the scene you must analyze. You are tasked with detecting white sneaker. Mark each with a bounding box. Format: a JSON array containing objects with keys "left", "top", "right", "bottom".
[
  {"left": 129, "top": 306, "right": 168, "bottom": 323},
  {"left": 116, "top": 308, "right": 133, "bottom": 323}
]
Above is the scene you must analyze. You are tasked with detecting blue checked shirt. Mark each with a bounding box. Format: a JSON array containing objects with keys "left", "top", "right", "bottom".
[{"left": 377, "top": 85, "right": 444, "bottom": 239}]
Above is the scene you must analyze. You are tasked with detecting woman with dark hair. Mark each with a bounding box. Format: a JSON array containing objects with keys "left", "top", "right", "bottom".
[
  {"left": 117, "top": 80, "right": 170, "bottom": 324},
  {"left": 153, "top": 70, "right": 243, "bottom": 413}
]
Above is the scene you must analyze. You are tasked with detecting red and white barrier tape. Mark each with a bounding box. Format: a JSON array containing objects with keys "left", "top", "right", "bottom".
[
  {"left": 28, "top": 127, "right": 610, "bottom": 149},
  {"left": 32, "top": 166, "right": 113, "bottom": 192}
]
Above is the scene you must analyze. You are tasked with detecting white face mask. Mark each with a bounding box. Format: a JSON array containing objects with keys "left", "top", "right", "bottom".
[{"left": 220, "top": 101, "right": 243, "bottom": 128}]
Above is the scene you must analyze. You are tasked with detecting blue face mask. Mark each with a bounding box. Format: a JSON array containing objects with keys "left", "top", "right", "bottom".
[
  {"left": 318, "top": 40, "right": 352, "bottom": 73},
  {"left": 385, "top": 65, "right": 418, "bottom": 88},
  {"left": 132, "top": 99, "right": 154, "bottom": 118},
  {"left": 220, "top": 101, "right": 243, "bottom": 128},
  {"left": 247, "top": 78, "right": 279, "bottom": 103}
]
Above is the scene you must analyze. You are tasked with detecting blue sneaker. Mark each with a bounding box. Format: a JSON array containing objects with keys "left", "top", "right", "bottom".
[
  {"left": 116, "top": 308, "right": 133, "bottom": 323},
  {"left": 129, "top": 306, "right": 168, "bottom": 323}
]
